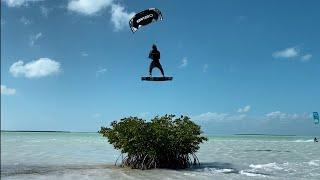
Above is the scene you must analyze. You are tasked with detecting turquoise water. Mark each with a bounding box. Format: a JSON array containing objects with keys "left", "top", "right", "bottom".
[{"left": 1, "top": 132, "right": 319, "bottom": 179}]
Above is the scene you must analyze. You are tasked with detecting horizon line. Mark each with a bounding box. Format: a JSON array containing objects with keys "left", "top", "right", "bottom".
[{"left": 0, "top": 130, "right": 303, "bottom": 136}]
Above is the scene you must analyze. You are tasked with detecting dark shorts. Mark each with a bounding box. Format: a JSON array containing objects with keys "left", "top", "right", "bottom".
[
  {"left": 149, "top": 60, "right": 164, "bottom": 75},
  {"left": 150, "top": 61, "right": 162, "bottom": 69}
]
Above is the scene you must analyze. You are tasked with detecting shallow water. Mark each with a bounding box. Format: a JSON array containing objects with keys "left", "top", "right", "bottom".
[{"left": 1, "top": 132, "right": 320, "bottom": 179}]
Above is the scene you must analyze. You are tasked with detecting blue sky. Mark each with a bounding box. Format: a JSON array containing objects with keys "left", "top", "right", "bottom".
[{"left": 1, "top": 0, "right": 319, "bottom": 135}]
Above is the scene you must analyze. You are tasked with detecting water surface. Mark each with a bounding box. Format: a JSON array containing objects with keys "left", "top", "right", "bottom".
[{"left": 1, "top": 132, "right": 319, "bottom": 179}]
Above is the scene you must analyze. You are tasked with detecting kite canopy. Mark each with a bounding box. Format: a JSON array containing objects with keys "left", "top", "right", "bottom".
[{"left": 129, "top": 8, "right": 163, "bottom": 33}]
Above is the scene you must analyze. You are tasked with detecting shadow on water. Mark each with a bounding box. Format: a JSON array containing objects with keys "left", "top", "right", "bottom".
[
  {"left": 1, "top": 164, "right": 117, "bottom": 177},
  {"left": 244, "top": 149, "right": 290, "bottom": 153}
]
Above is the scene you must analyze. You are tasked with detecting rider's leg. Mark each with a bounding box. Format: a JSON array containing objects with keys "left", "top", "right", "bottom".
[
  {"left": 149, "top": 62, "right": 155, "bottom": 76},
  {"left": 157, "top": 63, "right": 165, "bottom": 77}
]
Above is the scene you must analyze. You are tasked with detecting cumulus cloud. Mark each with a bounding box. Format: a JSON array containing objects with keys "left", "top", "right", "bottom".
[
  {"left": 10, "top": 58, "right": 61, "bottom": 78},
  {"left": 2, "top": 0, "right": 43, "bottom": 7},
  {"left": 300, "top": 54, "right": 312, "bottom": 62},
  {"left": 1, "top": 85, "right": 16, "bottom": 95},
  {"left": 20, "top": 16, "right": 32, "bottom": 25},
  {"left": 67, "top": 1, "right": 134, "bottom": 31},
  {"left": 195, "top": 110, "right": 307, "bottom": 123},
  {"left": 194, "top": 111, "right": 311, "bottom": 124},
  {"left": 265, "top": 111, "right": 287, "bottom": 119},
  {"left": 179, "top": 57, "right": 188, "bottom": 68},
  {"left": 193, "top": 112, "right": 228, "bottom": 122},
  {"left": 273, "top": 46, "right": 313, "bottom": 63},
  {"left": 110, "top": 4, "right": 135, "bottom": 31},
  {"left": 29, "top": 32, "right": 43, "bottom": 46},
  {"left": 67, "top": 0, "right": 113, "bottom": 15},
  {"left": 192, "top": 112, "right": 247, "bottom": 122},
  {"left": 96, "top": 68, "right": 107, "bottom": 76},
  {"left": 238, "top": 105, "right": 251, "bottom": 113},
  {"left": 265, "top": 111, "right": 302, "bottom": 120},
  {"left": 191, "top": 111, "right": 314, "bottom": 135},
  {"left": 272, "top": 47, "right": 299, "bottom": 58}
]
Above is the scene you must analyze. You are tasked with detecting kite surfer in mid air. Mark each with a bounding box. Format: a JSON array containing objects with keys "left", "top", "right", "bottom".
[
  {"left": 131, "top": 8, "right": 172, "bottom": 81},
  {"left": 141, "top": 44, "right": 172, "bottom": 81},
  {"left": 149, "top": 44, "right": 164, "bottom": 77}
]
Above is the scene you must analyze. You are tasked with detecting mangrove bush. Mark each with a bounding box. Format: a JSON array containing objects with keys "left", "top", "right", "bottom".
[{"left": 99, "top": 114, "right": 207, "bottom": 169}]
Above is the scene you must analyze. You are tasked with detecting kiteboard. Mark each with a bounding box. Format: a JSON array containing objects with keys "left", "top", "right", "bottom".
[{"left": 141, "top": 76, "right": 173, "bottom": 81}]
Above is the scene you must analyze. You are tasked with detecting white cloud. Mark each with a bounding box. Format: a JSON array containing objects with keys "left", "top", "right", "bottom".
[
  {"left": 20, "top": 16, "right": 32, "bottom": 25},
  {"left": 191, "top": 111, "right": 313, "bottom": 135},
  {"left": 2, "top": 0, "right": 43, "bottom": 7},
  {"left": 194, "top": 111, "right": 309, "bottom": 123},
  {"left": 67, "top": 1, "right": 134, "bottom": 31},
  {"left": 265, "top": 111, "right": 303, "bottom": 120},
  {"left": 179, "top": 57, "right": 188, "bottom": 68},
  {"left": 238, "top": 105, "right": 251, "bottom": 113},
  {"left": 1, "top": 85, "right": 16, "bottom": 95},
  {"left": 68, "top": 0, "right": 113, "bottom": 15},
  {"left": 96, "top": 68, "right": 107, "bottom": 76},
  {"left": 272, "top": 47, "right": 299, "bottom": 58},
  {"left": 110, "top": 4, "right": 135, "bottom": 31},
  {"left": 10, "top": 58, "right": 61, "bottom": 78},
  {"left": 203, "top": 64, "right": 208, "bottom": 72},
  {"left": 193, "top": 111, "right": 310, "bottom": 125},
  {"left": 81, "top": 52, "right": 89, "bottom": 57},
  {"left": 29, "top": 32, "right": 43, "bottom": 46},
  {"left": 301, "top": 54, "right": 312, "bottom": 62},
  {"left": 265, "top": 111, "right": 286, "bottom": 119},
  {"left": 192, "top": 112, "right": 247, "bottom": 122},
  {"left": 193, "top": 112, "right": 228, "bottom": 122},
  {"left": 40, "top": 6, "right": 50, "bottom": 17}
]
